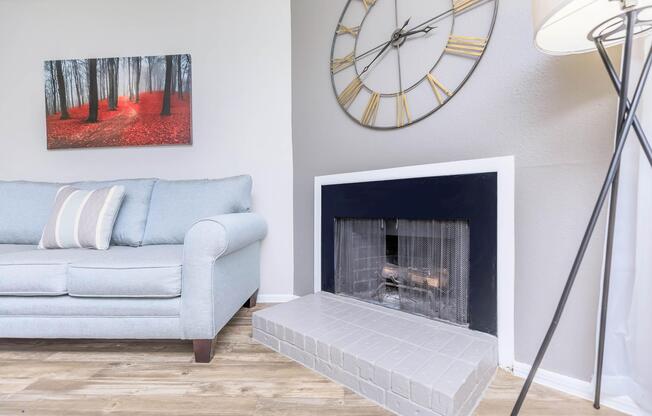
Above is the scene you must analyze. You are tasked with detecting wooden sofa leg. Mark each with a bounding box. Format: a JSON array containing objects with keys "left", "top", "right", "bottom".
[
  {"left": 243, "top": 289, "right": 259, "bottom": 308},
  {"left": 193, "top": 339, "right": 215, "bottom": 363}
]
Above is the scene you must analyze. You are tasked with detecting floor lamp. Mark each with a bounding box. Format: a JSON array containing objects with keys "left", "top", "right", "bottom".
[{"left": 513, "top": 0, "right": 652, "bottom": 414}]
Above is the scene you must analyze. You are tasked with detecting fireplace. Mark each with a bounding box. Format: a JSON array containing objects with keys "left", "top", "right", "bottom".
[
  {"left": 335, "top": 218, "right": 470, "bottom": 326},
  {"left": 253, "top": 158, "right": 514, "bottom": 414},
  {"left": 320, "top": 172, "right": 498, "bottom": 335}
]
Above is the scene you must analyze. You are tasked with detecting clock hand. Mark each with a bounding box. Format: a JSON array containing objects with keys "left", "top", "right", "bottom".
[
  {"left": 394, "top": 0, "right": 403, "bottom": 93},
  {"left": 355, "top": 41, "right": 388, "bottom": 62},
  {"left": 354, "top": 19, "right": 442, "bottom": 79},
  {"left": 402, "top": 6, "right": 456, "bottom": 35},
  {"left": 355, "top": 18, "right": 410, "bottom": 62},
  {"left": 359, "top": 18, "right": 410, "bottom": 75},
  {"left": 360, "top": 41, "right": 392, "bottom": 75},
  {"left": 402, "top": 25, "right": 437, "bottom": 38},
  {"left": 355, "top": 22, "right": 438, "bottom": 62}
]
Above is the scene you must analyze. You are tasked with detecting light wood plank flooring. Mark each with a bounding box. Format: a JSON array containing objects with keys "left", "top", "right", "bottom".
[{"left": 0, "top": 305, "right": 624, "bottom": 415}]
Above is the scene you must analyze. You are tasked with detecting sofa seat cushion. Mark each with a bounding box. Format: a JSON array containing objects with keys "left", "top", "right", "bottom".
[
  {"left": 0, "top": 248, "right": 102, "bottom": 296},
  {"left": 67, "top": 245, "right": 183, "bottom": 298},
  {"left": 0, "top": 244, "right": 36, "bottom": 255},
  {"left": 0, "top": 295, "right": 180, "bottom": 317}
]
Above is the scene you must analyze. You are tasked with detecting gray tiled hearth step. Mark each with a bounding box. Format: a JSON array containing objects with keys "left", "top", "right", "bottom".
[{"left": 252, "top": 292, "right": 497, "bottom": 416}]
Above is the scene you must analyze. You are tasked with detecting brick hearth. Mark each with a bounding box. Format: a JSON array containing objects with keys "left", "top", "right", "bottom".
[{"left": 252, "top": 292, "right": 497, "bottom": 416}]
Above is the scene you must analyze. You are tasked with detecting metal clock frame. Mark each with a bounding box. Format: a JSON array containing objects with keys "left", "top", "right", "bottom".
[{"left": 330, "top": 0, "right": 499, "bottom": 130}]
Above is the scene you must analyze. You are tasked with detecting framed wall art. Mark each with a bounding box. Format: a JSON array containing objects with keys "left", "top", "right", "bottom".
[{"left": 44, "top": 54, "right": 192, "bottom": 149}]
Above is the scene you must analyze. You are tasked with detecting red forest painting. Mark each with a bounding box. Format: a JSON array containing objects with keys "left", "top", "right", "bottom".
[{"left": 44, "top": 54, "right": 192, "bottom": 149}]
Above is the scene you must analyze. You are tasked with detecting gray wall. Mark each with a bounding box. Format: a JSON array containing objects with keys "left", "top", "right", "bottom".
[
  {"left": 0, "top": 0, "right": 294, "bottom": 298},
  {"left": 291, "top": 0, "right": 618, "bottom": 381}
]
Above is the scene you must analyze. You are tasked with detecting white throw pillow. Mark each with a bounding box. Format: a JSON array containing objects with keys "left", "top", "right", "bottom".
[{"left": 38, "top": 185, "right": 126, "bottom": 250}]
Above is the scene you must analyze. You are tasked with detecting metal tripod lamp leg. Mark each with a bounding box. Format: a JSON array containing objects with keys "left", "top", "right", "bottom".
[{"left": 593, "top": 13, "right": 635, "bottom": 410}]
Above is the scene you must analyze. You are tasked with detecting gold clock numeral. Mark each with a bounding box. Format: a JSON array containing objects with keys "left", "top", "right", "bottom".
[
  {"left": 445, "top": 35, "right": 487, "bottom": 58},
  {"left": 361, "top": 0, "right": 376, "bottom": 11},
  {"left": 396, "top": 92, "right": 411, "bottom": 128},
  {"left": 331, "top": 52, "right": 355, "bottom": 74},
  {"left": 338, "top": 77, "right": 363, "bottom": 108},
  {"left": 453, "top": 0, "right": 482, "bottom": 15},
  {"left": 427, "top": 74, "right": 453, "bottom": 105},
  {"left": 361, "top": 92, "right": 380, "bottom": 126},
  {"left": 337, "top": 24, "right": 360, "bottom": 36}
]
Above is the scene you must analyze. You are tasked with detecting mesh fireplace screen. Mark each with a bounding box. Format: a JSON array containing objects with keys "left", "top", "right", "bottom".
[{"left": 334, "top": 218, "right": 470, "bottom": 325}]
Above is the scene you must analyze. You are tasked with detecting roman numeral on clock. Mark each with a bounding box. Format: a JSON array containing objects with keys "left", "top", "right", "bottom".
[
  {"left": 396, "top": 92, "right": 411, "bottom": 128},
  {"left": 361, "top": 0, "right": 376, "bottom": 11},
  {"left": 445, "top": 35, "right": 487, "bottom": 58},
  {"left": 338, "top": 77, "right": 363, "bottom": 108},
  {"left": 331, "top": 52, "right": 355, "bottom": 74},
  {"left": 361, "top": 92, "right": 380, "bottom": 126},
  {"left": 427, "top": 74, "right": 453, "bottom": 105},
  {"left": 453, "top": 0, "right": 483, "bottom": 15},
  {"left": 337, "top": 24, "right": 360, "bottom": 36}
]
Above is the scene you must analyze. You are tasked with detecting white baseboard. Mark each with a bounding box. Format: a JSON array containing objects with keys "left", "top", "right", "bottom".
[
  {"left": 257, "top": 294, "right": 299, "bottom": 303},
  {"left": 512, "top": 361, "right": 648, "bottom": 416}
]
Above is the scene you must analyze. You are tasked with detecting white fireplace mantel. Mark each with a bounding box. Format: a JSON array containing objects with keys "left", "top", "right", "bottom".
[{"left": 313, "top": 156, "right": 516, "bottom": 370}]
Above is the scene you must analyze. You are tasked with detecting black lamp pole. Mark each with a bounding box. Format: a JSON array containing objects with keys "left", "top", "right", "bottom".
[
  {"left": 512, "top": 7, "right": 652, "bottom": 414},
  {"left": 593, "top": 10, "right": 635, "bottom": 411}
]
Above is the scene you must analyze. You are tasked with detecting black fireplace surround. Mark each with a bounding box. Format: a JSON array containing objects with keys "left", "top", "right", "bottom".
[{"left": 321, "top": 173, "right": 498, "bottom": 336}]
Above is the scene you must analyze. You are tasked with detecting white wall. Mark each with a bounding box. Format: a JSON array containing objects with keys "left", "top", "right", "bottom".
[{"left": 0, "top": 0, "right": 294, "bottom": 298}]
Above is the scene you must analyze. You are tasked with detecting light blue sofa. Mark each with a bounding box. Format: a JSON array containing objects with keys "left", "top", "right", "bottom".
[{"left": 0, "top": 176, "right": 267, "bottom": 362}]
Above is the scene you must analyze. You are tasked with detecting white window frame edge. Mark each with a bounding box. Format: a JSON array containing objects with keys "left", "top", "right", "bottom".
[{"left": 313, "top": 156, "right": 516, "bottom": 370}]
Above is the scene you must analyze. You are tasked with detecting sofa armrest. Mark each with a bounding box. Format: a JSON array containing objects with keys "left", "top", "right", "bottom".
[
  {"left": 184, "top": 213, "right": 267, "bottom": 261},
  {"left": 181, "top": 213, "right": 267, "bottom": 340}
]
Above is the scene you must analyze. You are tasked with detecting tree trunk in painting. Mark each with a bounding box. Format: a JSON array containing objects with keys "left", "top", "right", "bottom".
[
  {"left": 49, "top": 62, "right": 58, "bottom": 114},
  {"left": 171, "top": 60, "right": 177, "bottom": 94},
  {"left": 67, "top": 64, "right": 75, "bottom": 108},
  {"left": 98, "top": 59, "right": 105, "bottom": 101},
  {"left": 177, "top": 55, "right": 183, "bottom": 99},
  {"left": 87, "top": 59, "right": 99, "bottom": 123},
  {"left": 104, "top": 59, "right": 109, "bottom": 101},
  {"left": 55, "top": 61, "right": 70, "bottom": 120},
  {"left": 44, "top": 86, "right": 50, "bottom": 115},
  {"left": 107, "top": 60, "right": 114, "bottom": 110},
  {"left": 161, "top": 55, "right": 173, "bottom": 116},
  {"left": 114, "top": 58, "right": 119, "bottom": 107},
  {"left": 111, "top": 59, "right": 116, "bottom": 108},
  {"left": 73, "top": 60, "right": 83, "bottom": 106},
  {"left": 127, "top": 58, "right": 134, "bottom": 101},
  {"left": 134, "top": 57, "right": 142, "bottom": 103},
  {"left": 185, "top": 55, "right": 192, "bottom": 93},
  {"left": 107, "top": 58, "right": 118, "bottom": 110},
  {"left": 103, "top": 59, "right": 109, "bottom": 102},
  {"left": 146, "top": 56, "right": 155, "bottom": 93}
]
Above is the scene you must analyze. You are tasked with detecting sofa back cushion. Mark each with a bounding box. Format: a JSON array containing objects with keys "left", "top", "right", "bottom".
[
  {"left": 0, "top": 181, "right": 61, "bottom": 244},
  {"left": 74, "top": 179, "right": 155, "bottom": 246},
  {"left": 142, "top": 176, "right": 252, "bottom": 245}
]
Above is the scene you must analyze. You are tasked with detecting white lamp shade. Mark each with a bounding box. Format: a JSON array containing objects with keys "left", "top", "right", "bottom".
[{"left": 533, "top": 0, "right": 652, "bottom": 55}]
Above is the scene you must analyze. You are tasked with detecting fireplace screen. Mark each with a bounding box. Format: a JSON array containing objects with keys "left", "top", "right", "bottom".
[{"left": 334, "top": 218, "right": 470, "bottom": 325}]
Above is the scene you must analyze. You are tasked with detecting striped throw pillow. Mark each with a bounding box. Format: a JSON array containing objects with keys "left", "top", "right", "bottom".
[{"left": 38, "top": 185, "right": 126, "bottom": 250}]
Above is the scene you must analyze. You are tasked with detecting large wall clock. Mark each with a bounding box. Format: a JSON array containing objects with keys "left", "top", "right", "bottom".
[{"left": 330, "top": 0, "right": 498, "bottom": 129}]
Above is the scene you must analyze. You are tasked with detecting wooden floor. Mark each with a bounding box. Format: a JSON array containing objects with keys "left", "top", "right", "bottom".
[{"left": 0, "top": 305, "right": 624, "bottom": 416}]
